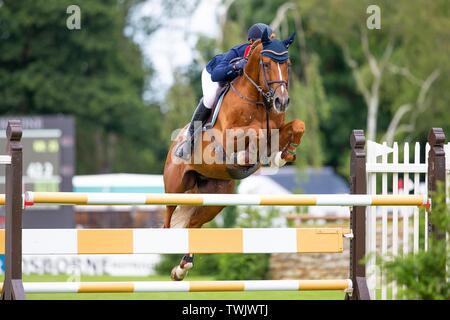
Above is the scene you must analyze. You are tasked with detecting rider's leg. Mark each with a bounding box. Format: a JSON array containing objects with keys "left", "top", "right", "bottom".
[
  {"left": 201, "top": 68, "right": 219, "bottom": 110},
  {"left": 175, "top": 69, "right": 218, "bottom": 160},
  {"left": 187, "top": 98, "right": 210, "bottom": 140}
]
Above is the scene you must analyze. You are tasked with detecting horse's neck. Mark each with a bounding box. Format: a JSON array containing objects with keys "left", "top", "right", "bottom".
[{"left": 233, "top": 52, "right": 261, "bottom": 101}]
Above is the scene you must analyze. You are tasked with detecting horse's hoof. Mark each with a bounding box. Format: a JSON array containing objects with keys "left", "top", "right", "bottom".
[
  {"left": 171, "top": 265, "right": 190, "bottom": 281},
  {"left": 171, "top": 266, "right": 184, "bottom": 281}
]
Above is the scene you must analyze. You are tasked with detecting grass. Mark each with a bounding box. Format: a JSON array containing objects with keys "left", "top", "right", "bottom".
[{"left": 1, "top": 275, "right": 345, "bottom": 300}]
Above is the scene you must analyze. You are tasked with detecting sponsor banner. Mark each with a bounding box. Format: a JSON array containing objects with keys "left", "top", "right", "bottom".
[{"left": 15, "top": 254, "right": 161, "bottom": 276}]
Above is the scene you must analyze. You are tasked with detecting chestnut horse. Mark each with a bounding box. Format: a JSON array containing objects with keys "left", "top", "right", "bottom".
[{"left": 163, "top": 30, "right": 305, "bottom": 280}]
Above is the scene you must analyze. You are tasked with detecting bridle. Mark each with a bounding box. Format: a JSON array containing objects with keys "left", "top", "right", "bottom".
[
  {"left": 229, "top": 50, "right": 290, "bottom": 156},
  {"left": 230, "top": 53, "right": 289, "bottom": 111}
]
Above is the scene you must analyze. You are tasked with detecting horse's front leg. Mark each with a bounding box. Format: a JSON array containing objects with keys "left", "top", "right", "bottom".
[{"left": 272, "top": 119, "right": 305, "bottom": 167}]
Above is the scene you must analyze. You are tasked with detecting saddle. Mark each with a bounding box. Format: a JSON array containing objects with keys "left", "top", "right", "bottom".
[{"left": 203, "top": 84, "right": 230, "bottom": 131}]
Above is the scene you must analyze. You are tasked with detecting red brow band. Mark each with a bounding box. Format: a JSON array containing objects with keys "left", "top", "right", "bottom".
[{"left": 244, "top": 45, "right": 251, "bottom": 58}]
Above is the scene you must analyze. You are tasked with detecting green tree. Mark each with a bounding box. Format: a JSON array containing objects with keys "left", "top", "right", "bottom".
[
  {"left": 221, "top": 0, "right": 450, "bottom": 176},
  {"left": 162, "top": 70, "right": 198, "bottom": 142},
  {"left": 0, "top": 0, "right": 166, "bottom": 174},
  {"left": 221, "top": 0, "right": 360, "bottom": 172},
  {"left": 297, "top": 0, "right": 450, "bottom": 144}
]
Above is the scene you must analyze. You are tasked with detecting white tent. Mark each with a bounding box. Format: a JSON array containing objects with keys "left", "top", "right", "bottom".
[{"left": 73, "top": 173, "right": 164, "bottom": 193}]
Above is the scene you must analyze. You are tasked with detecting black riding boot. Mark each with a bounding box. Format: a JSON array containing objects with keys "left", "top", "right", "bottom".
[{"left": 175, "top": 98, "right": 211, "bottom": 160}]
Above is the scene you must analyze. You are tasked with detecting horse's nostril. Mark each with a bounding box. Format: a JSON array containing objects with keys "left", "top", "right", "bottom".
[
  {"left": 286, "top": 97, "right": 290, "bottom": 107},
  {"left": 274, "top": 97, "right": 282, "bottom": 110}
]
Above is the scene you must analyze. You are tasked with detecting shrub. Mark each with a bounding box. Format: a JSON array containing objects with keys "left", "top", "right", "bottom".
[
  {"left": 217, "top": 253, "right": 270, "bottom": 280},
  {"left": 379, "top": 182, "right": 450, "bottom": 299}
]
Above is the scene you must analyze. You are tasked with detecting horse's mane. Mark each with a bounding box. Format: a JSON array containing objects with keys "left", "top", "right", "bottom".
[{"left": 246, "top": 39, "right": 262, "bottom": 59}]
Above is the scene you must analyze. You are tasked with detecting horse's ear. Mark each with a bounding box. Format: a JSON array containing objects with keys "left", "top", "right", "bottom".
[
  {"left": 261, "top": 28, "right": 270, "bottom": 45},
  {"left": 283, "top": 32, "right": 296, "bottom": 48}
]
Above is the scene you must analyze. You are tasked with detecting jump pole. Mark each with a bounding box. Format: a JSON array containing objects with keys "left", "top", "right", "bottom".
[
  {"left": 22, "top": 192, "right": 430, "bottom": 207},
  {"left": 0, "top": 279, "right": 352, "bottom": 293},
  {"left": 0, "top": 227, "right": 351, "bottom": 255}
]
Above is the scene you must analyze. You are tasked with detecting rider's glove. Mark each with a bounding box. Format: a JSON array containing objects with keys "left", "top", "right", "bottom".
[{"left": 232, "top": 58, "right": 247, "bottom": 72}]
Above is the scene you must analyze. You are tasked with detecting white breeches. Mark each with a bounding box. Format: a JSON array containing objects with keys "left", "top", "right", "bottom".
[{"left": 201, "top": 68, "right": 220, "bottom": 109}]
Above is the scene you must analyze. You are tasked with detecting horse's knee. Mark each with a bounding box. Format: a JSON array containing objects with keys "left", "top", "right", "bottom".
[{"left": 292, "top": 119, "right": 305, "bottom": 135}]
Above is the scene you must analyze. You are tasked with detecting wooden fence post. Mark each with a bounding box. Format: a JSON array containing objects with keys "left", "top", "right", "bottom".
[
  {"left": 427, "top": 128, "right": 447, "bottom": 238},
  {"left": 427, "top": 128, "right": 447, "bottom": 288},
  {"left": 1, "top": 120, "right": 25, "bottom": 300},
  {"left": 347, "top": 130, "right": 370, "bottom": 300}
]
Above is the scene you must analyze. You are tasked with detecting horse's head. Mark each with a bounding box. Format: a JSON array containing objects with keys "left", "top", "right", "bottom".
[{"left": 245, "top": 29, "right": 295, "bottom": 113}]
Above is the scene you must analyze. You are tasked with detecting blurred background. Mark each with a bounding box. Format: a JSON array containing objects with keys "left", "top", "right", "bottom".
[
  {"left": 0, "top": 0, "right": 448, "bottom": 287},
  {"left": 1, "top": 0, "right": 449, "bottom": 176}
]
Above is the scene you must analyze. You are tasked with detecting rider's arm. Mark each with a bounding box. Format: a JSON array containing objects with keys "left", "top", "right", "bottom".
[{"left": 210, "top": 48, "right": 241, "bottom": 82}]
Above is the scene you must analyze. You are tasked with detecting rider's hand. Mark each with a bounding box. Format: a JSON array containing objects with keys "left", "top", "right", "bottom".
[{"left": 232, "top": 58, "right": 247, "bottom": 72}]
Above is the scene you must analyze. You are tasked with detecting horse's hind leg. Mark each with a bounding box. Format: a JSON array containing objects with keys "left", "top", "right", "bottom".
[
  {"left": 169, "top": 204, "right": 197, "bottom": 281},
  {"left": 187, "top": 178, "right": 235, "bottom": 227},
  {"left": 170, "top": 178, "right": 235, "bottom": 281},
  {"left": 163, "top": 159, "right": 199, "bottom": 280},
  {"left": 163, "top": 167, "right": 196, "bottom": 228}
]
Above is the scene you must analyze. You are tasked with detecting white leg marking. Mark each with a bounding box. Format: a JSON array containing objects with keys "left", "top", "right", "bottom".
[
  {"left": 170, "top": 206, "right": 196, "bottom": 228},
  {"left": 175, "top": 265, "right": 191, "bottom": 279},
  {"left": 272, "top": 151, "right": 286, "bottom": 168},
  {"left": 277, "top": 63, "right": 285, "bottom": 94}
]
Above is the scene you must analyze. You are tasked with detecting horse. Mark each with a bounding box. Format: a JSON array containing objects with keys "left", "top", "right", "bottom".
[{"left": 163, "top": 29, "right": 305, "bottom": 280}]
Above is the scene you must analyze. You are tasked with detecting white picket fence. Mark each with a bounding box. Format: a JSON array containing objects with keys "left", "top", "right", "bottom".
[{"left": 366, "top": 140, "right": 450, "bottom": 300}]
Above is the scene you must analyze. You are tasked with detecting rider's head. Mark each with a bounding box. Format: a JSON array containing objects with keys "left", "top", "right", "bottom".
[{"left": 247, "top": 23, "right": 274, "bottom": 44}]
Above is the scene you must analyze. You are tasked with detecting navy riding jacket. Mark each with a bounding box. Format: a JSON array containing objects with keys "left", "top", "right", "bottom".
[{"left": 206, "top": 43, "right": 249, "bottom": 82}]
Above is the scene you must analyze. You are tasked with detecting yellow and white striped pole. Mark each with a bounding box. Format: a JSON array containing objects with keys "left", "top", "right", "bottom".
[
  {"left": 0, "top": 279, "right": 352, "bottom": 293},
  {"left": 23, "top": 192, "right": 430, "bottom": 207},
  {"left": 0, "top": 227, "right": 351, "bottom": 254}
]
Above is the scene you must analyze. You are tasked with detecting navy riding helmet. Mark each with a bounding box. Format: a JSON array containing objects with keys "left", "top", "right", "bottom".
[{"left": 247, "top": 23, "right": 272, "bottom": 41}]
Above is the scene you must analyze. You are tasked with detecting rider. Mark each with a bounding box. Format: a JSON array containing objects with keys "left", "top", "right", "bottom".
[{"left": 175, "top": 23, "right": 274, "bottom": 161}]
